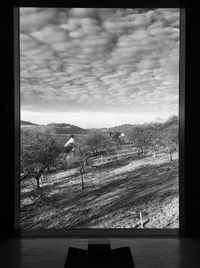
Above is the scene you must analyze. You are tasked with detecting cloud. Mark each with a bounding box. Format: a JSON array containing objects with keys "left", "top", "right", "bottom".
[
  {"left": 31, "top": 25, "right": 67, "bottom": 44},
  {"left": 20, "top": 8, "right": 180, "bottom": 126},
  {"left": 20, "top": 8, "right": 57, "bottom": 33},
  {"left": 69, "top": 8, "right": 97, "bottom": 18}
]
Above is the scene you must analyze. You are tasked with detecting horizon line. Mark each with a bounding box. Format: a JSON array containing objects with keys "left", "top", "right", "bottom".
[{"left": 21, "top": 114, "right": 178, "bottom": 129}]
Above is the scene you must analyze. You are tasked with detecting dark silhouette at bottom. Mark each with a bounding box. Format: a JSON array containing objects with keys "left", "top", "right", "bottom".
[{"left": 64, "top": 243, "right": 135, "bottom": 268}]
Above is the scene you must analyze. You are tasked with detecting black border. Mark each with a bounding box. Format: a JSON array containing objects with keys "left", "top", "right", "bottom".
[
  {"left": 12, "top": 0, "right": 184, "bottom": 8},
  {"left": 179, "top": 8, "right": 185, "bottom": 236},
  {"left": 12, "top": 2, "right": 185, "bottom": 238},
  {"left": 14, "top": 6, "right": 20, "bottom": 234}
]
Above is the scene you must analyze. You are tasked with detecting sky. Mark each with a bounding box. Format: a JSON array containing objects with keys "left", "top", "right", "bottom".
[{"left": 20, "top": 8, "right": 179, "bottom": 128}]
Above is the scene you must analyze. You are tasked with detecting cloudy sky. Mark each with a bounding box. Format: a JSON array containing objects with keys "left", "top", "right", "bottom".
[{"left": 20, "top": 8, "right": 179, "bottom": 128}]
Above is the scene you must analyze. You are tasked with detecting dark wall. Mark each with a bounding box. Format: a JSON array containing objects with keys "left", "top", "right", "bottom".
[
  {"left": 1, "top": 0, "right": 199, "bottom": 238},
  {"left": 184, "top": 3, "right": 200, "bottom": 238},
  {"left": 1, "top": 3, "right": 15, "bottom": 238}
]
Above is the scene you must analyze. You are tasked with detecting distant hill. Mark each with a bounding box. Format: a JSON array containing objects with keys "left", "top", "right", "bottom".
[
  {"left": 21, "top": 121, "right": 87, "bottom": 135},
  {"left": 47, "top": 123, "right": 72, "bottom": 128},
  {"left": 100, "top": 116, "right": 178, "bottom": 134},
  {"left": 21, "top": 120, "right": 38, "bottom": 126},
  {"left": 86, "top": 124, "right": 137, "bottom": 134},
  {"left": 21, "top": 116, "right": 178, "bottom": 136},
  {"left": 46, "top": 123, "right": 87, "bottom": 135},
  {"left": 105, "top": 124, "right": 136, "bottom": 133}
]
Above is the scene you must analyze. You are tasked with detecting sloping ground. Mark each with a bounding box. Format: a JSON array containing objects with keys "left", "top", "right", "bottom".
[{"left": 20, "top": 153, "right": 179, "bottom": 229}]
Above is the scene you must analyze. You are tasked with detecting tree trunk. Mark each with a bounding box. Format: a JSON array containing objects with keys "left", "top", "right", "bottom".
[
  {"left": 81, "top": 174, "right": 84, "bottom": 189},
  {"left": 64, "top": 157, "right": 68, "bottom": 170},
  {"left": 105, "top": 147, "right": 111, "bottom": 159},
  {"left": 142, "top": 148, "right": 145, "bottom": 155},
  {"left": 47, "top": 165, "right": 51, "bottom": 173},
  {"left": 85, "top": 158, "right": 89, "bottom": 166},
  {"left": 169, "top": 152, "right": 173, "bottom": 161},
  {"left": 80, "top": 167, "right": 85, "bottom": 189},
  {"left": 36, "top": 177, "right": 40, "bottom": 189}
]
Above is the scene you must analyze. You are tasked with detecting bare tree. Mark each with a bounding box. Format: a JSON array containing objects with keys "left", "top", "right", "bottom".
[
  {"left": 109, "top": 131, "right": 123, "bottom": 149},
  {"left": 86, "top": 131, "right": 105, "bottom": 156},
  {"left": 86, "top": 131, "right": 120, "bottom": 164},
  {"left": 160, "top": 124, "right": 178, "bottom": 161},
  {"left": 73, "top": 141, "right": 91, "bottom": 189},
  {"left": 128, "top": 127, "right": 153, "bottom": 155},
  {"left": 21, "top": 130, "right": 61, "bottom": 189},
  {"left": 148, "top": 127, "right": 162, "bottom": 157}
]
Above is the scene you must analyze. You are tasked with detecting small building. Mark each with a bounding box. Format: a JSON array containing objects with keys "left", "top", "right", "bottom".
[
  {"left": 64, "top": 135, "right": 75, "bottom": 153},
  {"left": 109, "top": 131, "right": 125, "bottom": 140}
]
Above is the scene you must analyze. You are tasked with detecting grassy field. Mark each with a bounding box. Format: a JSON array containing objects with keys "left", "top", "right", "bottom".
[{"left": 20, "top": 148, "right": 179, "bottom": 229}]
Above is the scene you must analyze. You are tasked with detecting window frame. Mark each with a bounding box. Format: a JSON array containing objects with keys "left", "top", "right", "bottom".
[{"left": 14, "top": 4, "right": 185, "bottom": 237}]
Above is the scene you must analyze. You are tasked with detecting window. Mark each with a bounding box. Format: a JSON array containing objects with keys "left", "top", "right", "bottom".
[{"left": 15, "top": 6, "right": 185, "bottom": 236}]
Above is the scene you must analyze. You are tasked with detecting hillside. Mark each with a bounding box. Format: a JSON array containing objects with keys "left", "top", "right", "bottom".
[
  {"left": 20, "top": 115, "right": 179, "bottom": 229},
  {"left": 21, "top": 121, "right": 87, "bottom": 135},
  {"left": 20, "top": 151, "right": 179, "bottom": 229},
  {"left": 46, "top": 123, "right": 87, "bottom": 135},
  {"left": 86, "top": 124, "right": 136, "bottom": 134},
  {"left": 87, "top": 124, "right": 150, "bottom": 134},
  {"left": 21, "top": 120, "right": 38, "bottom": 126},
  {"left": 21, "top": 121, "right": 137, "bottom": 135},
  {"left": 105, "top": 124, "right": 137, "bottom": 134},
  {"left": 21, "top": 115, "right": 178, "bottom": 136}
]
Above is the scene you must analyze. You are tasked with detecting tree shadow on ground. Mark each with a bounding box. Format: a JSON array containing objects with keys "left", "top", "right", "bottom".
[
  {"left": 21, "top": 171, "right": 80, "bottom": 200},
  {"left": 21, "top": 153, "right": 148, "bottom": 201},
  {"left": 21, "top": 159, "right": 179, "bottom": 229},
  {"left": 62, "top": 161, "right": 178, "bottom": 228},
  {"left": 93, "top": 153, "right": 148, "bottom": 172}
]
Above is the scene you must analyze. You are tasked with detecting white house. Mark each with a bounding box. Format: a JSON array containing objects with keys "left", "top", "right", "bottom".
[
  {"left": 64, "top": 135, "right": 75, "bottom": 147},
  {"left": 119, "top": 132, "right": 125, "bottom": 138}
]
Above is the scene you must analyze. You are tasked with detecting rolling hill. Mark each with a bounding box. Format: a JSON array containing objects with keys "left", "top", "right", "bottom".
[
  {"left": 46, "top": 123, "right": 87, "bottom": 134},
  {"left": 21, "top": 120, "right": 139, "bottom": 135},
  {"left": 21, "top": 120, "right": 38, "bottom": 126},
  {"left": 21, "top": 121, "right": 87, "bottom": 135}
]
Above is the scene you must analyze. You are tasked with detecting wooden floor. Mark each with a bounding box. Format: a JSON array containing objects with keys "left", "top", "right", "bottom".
[{"left": 0, "top": 238, "right": 200, "bottom": 268}]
